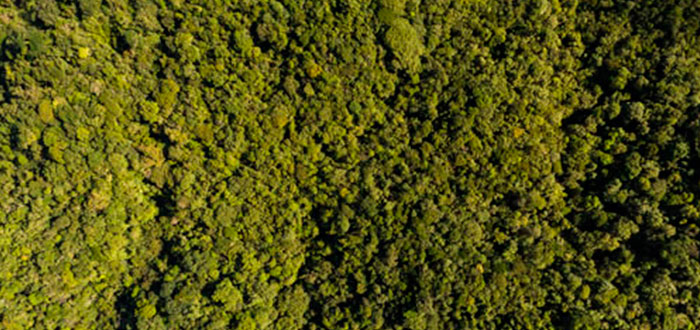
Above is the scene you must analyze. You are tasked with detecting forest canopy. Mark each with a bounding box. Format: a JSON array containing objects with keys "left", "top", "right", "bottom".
[{"left": 2, "top": 0, "right": 700, "bottom": 329}]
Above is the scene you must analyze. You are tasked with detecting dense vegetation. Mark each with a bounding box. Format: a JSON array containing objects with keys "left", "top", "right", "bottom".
[{"left": 2, "top": 0, "right": 700, "bottom": 329}]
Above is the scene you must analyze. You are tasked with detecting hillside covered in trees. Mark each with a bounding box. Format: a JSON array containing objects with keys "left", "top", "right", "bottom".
[{"left": 2, "top": 0, "right": 700, "bottom": 329}]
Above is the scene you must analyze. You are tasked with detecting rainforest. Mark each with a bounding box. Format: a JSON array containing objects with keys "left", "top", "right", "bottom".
[{"left": 2, "top": 0, "right": 700, "bottom": 329}]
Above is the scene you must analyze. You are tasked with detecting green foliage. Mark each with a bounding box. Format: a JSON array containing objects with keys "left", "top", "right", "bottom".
[
  {"left": 2, "top": 0, "right": 700, "bottom": 329},
  {"left": 384, "top": 18, "right": 424, "bottom": 73},
  {"left": 212, "top": 279, "right": 243, "bottom": 312}
]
